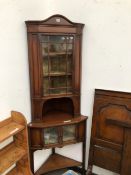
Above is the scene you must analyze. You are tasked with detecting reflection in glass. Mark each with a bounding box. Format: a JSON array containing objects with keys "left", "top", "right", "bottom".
[
  {"left": 68, "top": 36, "right": 74, "bottom": 43},
  {"left": 44, "top": 127, "right": 58, "bottom": 145},
  {"left": 63, "top": 125, "right": 76, "bottom": 142}
]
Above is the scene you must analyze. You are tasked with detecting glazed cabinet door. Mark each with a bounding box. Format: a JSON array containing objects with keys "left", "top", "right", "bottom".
[
  {"left": 39, "top": 34, "right": 74, "bottom": 96},
  {"left": 43, "top": 125, "right": 77, "bottom": 148},
  {"left": 43, "top": 127, "right": 60, "bottom": 148},
  {"left": 62, "top": 124, "right": 77, "bottom": 143}
]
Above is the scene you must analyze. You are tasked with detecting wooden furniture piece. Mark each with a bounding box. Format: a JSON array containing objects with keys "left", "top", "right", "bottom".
[
  {"left": 25, "top": 15, "right": 87, "bottom": 175},
  {"left": 87, "top": 89, "right": 131, "bottom": 175},
  {"left": 0, "top": 111, "right": 32, "bottom": 175}
]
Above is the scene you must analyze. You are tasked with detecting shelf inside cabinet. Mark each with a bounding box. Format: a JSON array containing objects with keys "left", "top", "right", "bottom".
[
  {"left": 0, "top": 118, "right": 25, "bottom": 143},
  {"left": 43, "top": 111, "right": 73, "bottom": 123},
  {"left": 44, "top": 72, "right": 72, "bottom": 77},
  {"left": 29, "top": 115, "right": 87, "bottom": 128},
  {"left": 35, "top": 153, "right": 82, "bottom": 175},
  {"left": 49, "top": 52, "right": 67, "bottom": 56},
  {"left": 0, "top": 142, "right": 27, "bottom": 174}
]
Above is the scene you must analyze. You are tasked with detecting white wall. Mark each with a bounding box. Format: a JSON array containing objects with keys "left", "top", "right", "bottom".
[{"left": 1, "top": 0, "right": 131, "bottom": 174}]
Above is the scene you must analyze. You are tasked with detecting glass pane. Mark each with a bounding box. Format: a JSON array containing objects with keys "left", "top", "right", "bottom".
[
  {"left": 43, "top": 77, "right": 49, "bottom": 95},
  {"left": 41, "top": 35, "right": 74, "bottom": 96},
  {"left": 67, "top": 44, "right": 73, "bottom": 54},
  {"left": 43, "top": 77, "right": 49, "bottom": 88},
  {"left": 44, "top": 89, "right": 49, "bottom": 96},
  {"left": 43, "top": 56, "right": 49, "bottom": 75},
  {"left": 41, "top": 35, "right": 49, "bottom": 42},
  {"left": 42, "top": 43, "right": 48, "bottom": 56},
  {"left": 49, "top": 36, "right": 66, "bottom": 43},
  {"left": 67, "top": 57, "right": 72, "bottom": 73},
  {"left": 67, "top": 76, "right": 72, "bottom": 87},
  {"left": 50, "top": 88, "right": 66, "bottom": 95},
  {"left": 67, "top": 88, "right": 73, "bottom": 94},
  {"left": 59, "top": 57, "right": 66, "bottom": 73},
  {"left": 68, "top": 36, "right": 74, "bottom": 43},
  {"left": 50, "top": 55, "right": 66, "bottom": 74},
  {"left": 44, "top": 127, "right": 58, "bottom": 145},
  {"left": 63, "top": 125, "right": 76, "bottom": 142},
  {"left": 49, "top": 43, "right": 66, "bottom": 53},
  {"left": 50, "top": 77, "right": 66, "bottom": 88}
]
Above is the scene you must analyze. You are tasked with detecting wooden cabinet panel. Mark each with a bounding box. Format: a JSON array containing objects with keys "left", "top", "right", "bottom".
[
  {"left": 87, "top": 89, "right": 131, "bottom": 175},
  {"left": 78, "top": 121, "right": 85, "bottom": 141},
  {"left": 28, "top": 34, "right": 41, "bottom": 97},
  {"left": 96, "top": 104, "right": 125, "bottom": 144},
  {"left": 30, "top": 129, "right": 42, "bottom": 148},
  {"left": 93, "top": 145, "right": 121, "bottom": 173}
]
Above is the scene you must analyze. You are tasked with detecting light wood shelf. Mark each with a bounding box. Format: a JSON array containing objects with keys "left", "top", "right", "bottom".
[
  {"left": 6, "top": 167, "right": 24, "bottom": 175},
  {"left": 0, "top": 111, "right": 32, "bottom": 175},
  {"left": 0, "top": 142, "right": 26, "bottom": 174},
  {"left": 0, "top": 119, "right": 25, "bottom": 142},
  {"left": 35, "top": 153, "right": 82, "bottom": 175}
]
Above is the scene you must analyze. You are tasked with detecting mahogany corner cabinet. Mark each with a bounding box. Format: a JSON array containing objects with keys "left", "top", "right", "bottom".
[{"left": 25, "top": 14, "right": 87, "bottom": 175}]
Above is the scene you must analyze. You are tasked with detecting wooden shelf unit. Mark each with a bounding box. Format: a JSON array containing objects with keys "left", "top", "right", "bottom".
[{"left": 0, "top": 111, "right": 32, "bottom": 175}]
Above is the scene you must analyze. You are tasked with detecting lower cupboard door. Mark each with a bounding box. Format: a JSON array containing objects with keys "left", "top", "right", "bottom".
[
  {"left": 62, "top": 125, "right": 76, "bottom": 142},
  {"left": 43, "top": 127, "right": 59, "bottom": 145}
]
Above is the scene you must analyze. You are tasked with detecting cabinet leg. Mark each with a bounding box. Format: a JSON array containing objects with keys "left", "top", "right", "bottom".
[
  {"left": 82, "top": 122, "right": 86, "bottom": 175},
  {"left": 52, "top": 148, "right": 55, "bottom": 154},
  {"left": 29, "top": 149, "right": 34, "bottom": 173},
  {"left": 82, "top": 141, "right": 86, "bottom": 174},
  {"left": 86, "top": 165, "right": 93, "bottom": 175}
]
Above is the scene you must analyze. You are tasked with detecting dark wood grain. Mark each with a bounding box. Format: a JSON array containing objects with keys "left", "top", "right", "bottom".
[
  {"left": 35, "top": 153, "right": 82, "bottom": 175},
  {"left": 87, "top": 89, "right": 131, "bottom": 175},
  {"left": 26, "top": 15, "right": 87, "bottom": 175}
]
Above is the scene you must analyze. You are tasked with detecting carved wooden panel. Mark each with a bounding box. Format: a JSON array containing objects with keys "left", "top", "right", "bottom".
[{"left": 87, "top": 89, "right": 131, "bottom": 175}]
